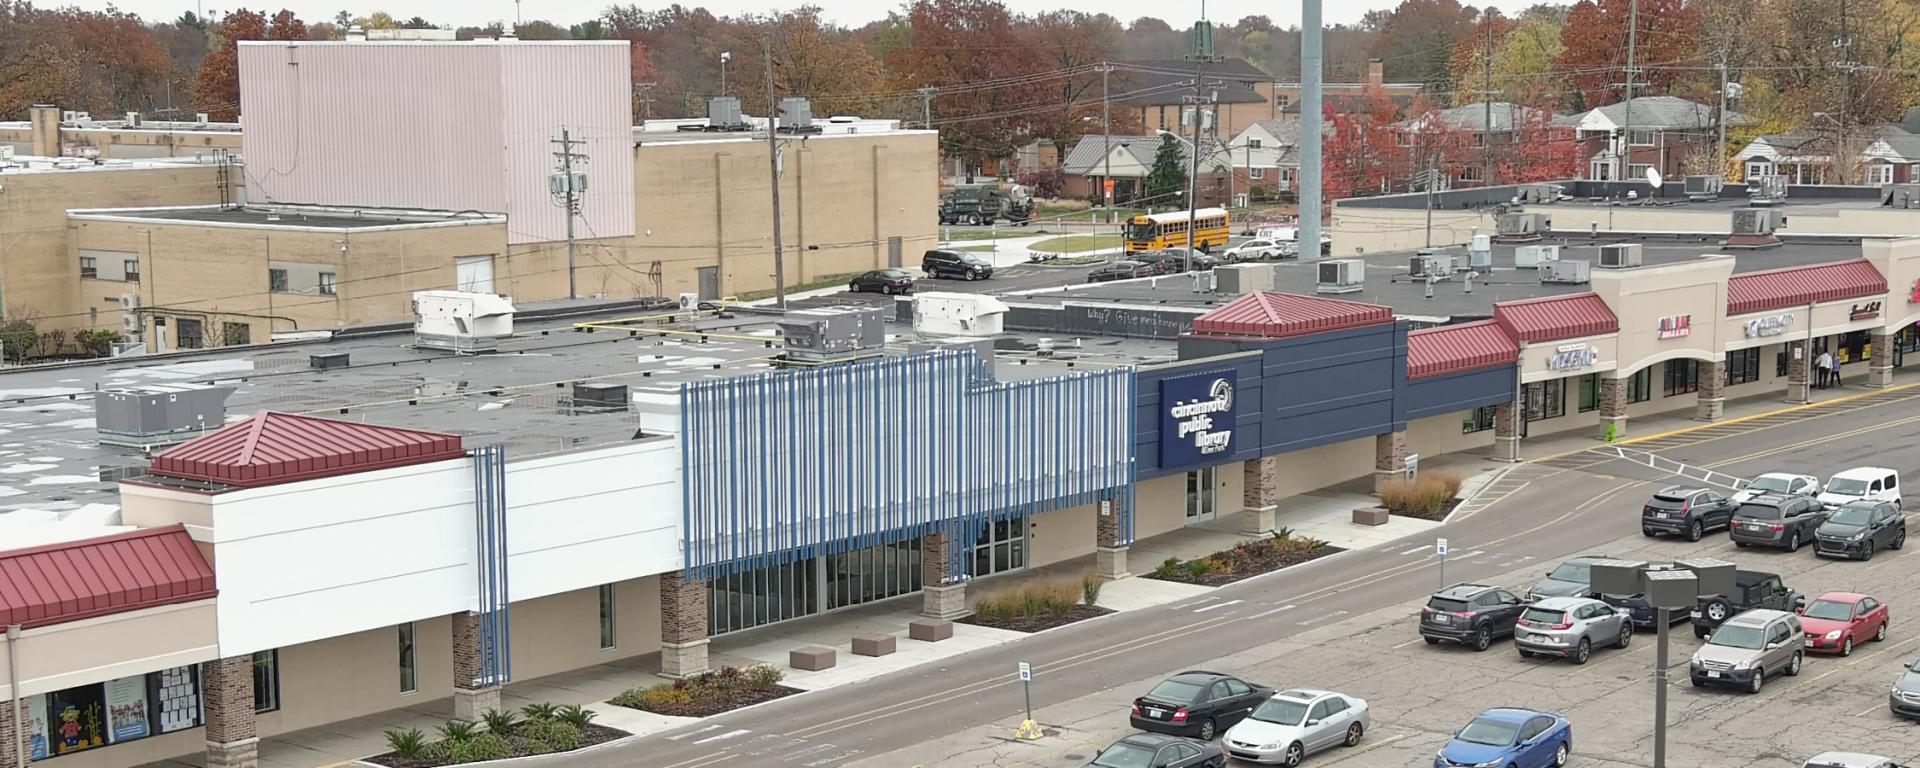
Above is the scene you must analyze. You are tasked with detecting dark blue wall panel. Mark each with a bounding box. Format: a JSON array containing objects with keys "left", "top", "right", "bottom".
[{"left": 1401, "top": 366, "right": 1518, "bottom": 421}]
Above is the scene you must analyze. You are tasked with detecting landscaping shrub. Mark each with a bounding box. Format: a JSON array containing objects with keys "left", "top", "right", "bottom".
[
  {"left": 1378, "top": 471, "right": 1464, "bottom": 517},
  {"left": 384, "top": 728, "right": 428, "bottom": 759},
  {"left": 436, "top": 720, "right": 478, "bottom": 743},
  {"left": 519, "top": 702, "right": 557, "bottom": 721},
  {"left": 1154, "top": 556, "right": 1183, "bottom": 578},
  {"left": 555, "top": 704, "right": 597, "bottom": 729},
  {"left": 519, "top": 718, "right": 581, "bottom": 753},
  {"left": 479, "top": 708, "right": 519, "bottom": 736},
  {"left": 1183, "top": 559, "right": 1216, "bottom": 579},
  {"left": 445, "top": 732, "right": 511, "bottom": 764},
  {"left": 746, "top": 665, "right": 784, "bottom": 688},
  {"left": 612, "top": 664, "right": 792, "bottom": 717},
  {"left": 1081, "top": 570, "right": 1103, "bottom": 605},
  {"left": 973, "top": 576, "right": 1083, "bottom": 621}
]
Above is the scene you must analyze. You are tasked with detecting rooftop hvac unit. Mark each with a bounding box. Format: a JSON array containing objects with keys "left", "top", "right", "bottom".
[
  {"left": 1732, "top": 208, "right": 1786, "bottom": 235},
  {"left": 412, "top": 290, "right": 516, "bottom": 353},
  {"left": 1539, "top": 259, "right": 1592, "bottom": 285},
  {"left": 94, "top": 382, "right": 234, "bottom": 451},
  {"left": 779, "top": 306, "right": 886, "bottom": 363},
  {"left": 571, "top": 382, "right": 629, "bottom": 412},
  {"left": 1468, "top": 242, "right": 1493, "bottom": 274},
  {"left": 1514, "top": 244, "right": 1562, "bottom": 269},
  {"left": 1883, "top": 183, "right": 1920, "bottom": 209},
  {"left": 1749, "top": 174, "right": 1788, "bottom": 205},
  {"left": 678, "top": 292, "right": 700, "bottom": 311},
  {"left": 1409, "top": 250, "right": 1456, "bottom": 279},
  {"left": 1684, "top": 174, "right": 1725, "bottom": 201},
  {"left": 124, "top": 112, "right": 141, "bottom": 127},
  {"left": 1597, "top": 243, "right": 1643, "bottom": 269},
  {"left": 777, "top": 97, "right": 818, "bottom": 132},
  {"left": 1213, "top": 263, "right": 1275, "bottom": 294},
  {"left": 1316, "top": 259, "right": 1365, "bottom": 294},
  {"left": 911, "top": 292, "right": 1008, "bottom": 336},
  {"left": 1513, "top": 183, "right": 1560, "bottom": 205},
  {"left": 705, "top": 96, "right": 746, "bottom": 129},
  {"left": 1494, "top": 212, "right": 1550, "bottom": 241}
]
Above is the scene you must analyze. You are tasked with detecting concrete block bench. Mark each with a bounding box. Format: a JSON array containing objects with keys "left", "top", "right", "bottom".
[
  {"left": 909, "top": 618, "right": 953, "bottom": 642},
  {"left": 851, "top": 633, "right": 896, "bottom": 657},
  {"left": 1352, "top": 506, "right": 1390, "bottom": 526},
  {"left": 789, "top": 646, "right": 836, "bottom": 671}
]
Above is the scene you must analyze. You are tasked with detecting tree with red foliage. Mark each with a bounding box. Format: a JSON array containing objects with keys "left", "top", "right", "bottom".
[
  {"left": 191, "top": 9, "right": 264, "bottom": 121},
  {"left": 0, "top": 3, "right": 172, "bottom": 117},
  {"left": 1557, "top": 0, "right": 1700, "bottom": 110},
  {"left": 1504, "top": 103, "right": 1579, "bottom": 182},
  {"left": 887, "top": 0, "right": 1052, "bottom": 172},
  {"left": 1323, "top": 84, "right": 1407, "bottom": 199}
]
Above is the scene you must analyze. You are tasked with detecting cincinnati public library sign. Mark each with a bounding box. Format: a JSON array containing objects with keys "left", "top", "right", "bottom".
[{"left": 1161, "top": 370, "right": 1237, "bottom": 467}]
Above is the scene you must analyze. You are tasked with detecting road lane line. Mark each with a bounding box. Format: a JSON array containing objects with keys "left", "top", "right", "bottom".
[
  {"left": 1297, "top": 609, "right": 1350, "bottom": 625},
  {"left": 657, "top": 752, "right": 737, "bottom": 768},
  {"left": 669, "top": 725, "right": 722, "bottom": 741},
  {"left": 1449, "top": 550, "right": 1481, "bottom": 560},
  {"left": 1400, "top": 544, "right": 1429, "bottom": 555},
  {"left": 692, "top": 729, "right": 752, "bottom": 745},
  {"left": 1248, "top": 604, "right": 1297, "bottom": 620},
  {"left": 1194, "top": 599, "right": 1243, "bottom": 613}
]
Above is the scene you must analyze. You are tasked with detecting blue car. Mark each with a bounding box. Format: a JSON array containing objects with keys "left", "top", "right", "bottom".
[{"left": 1434, "top": 708, "right": 1571, "bottom": 768}]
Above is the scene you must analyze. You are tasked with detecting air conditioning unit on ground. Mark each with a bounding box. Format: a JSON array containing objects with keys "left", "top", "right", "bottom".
[
  {"left": 1732, "top": 208, "right": 1786, "bottom": 235},
  {"left": 1316, "top": 259, "right": 1365, "bottom": 294},
  {"left": 1514, "top": 245, "right": 1562, "bottom": 268},
  {"left": 1597, "top": 243, "right": 1643, "bottom": 269},
  {"left": 1539, "top": 259, "right": 1592, "bottom": 285},
  {"left": 1494, "top": 212, "right": 1550, "bottom": 242},
  {"left": 1684, "top": 174, "right": 1725, "bottom": 201},
  {"left": 1883, "top": 183, "right": 1920, "bottom": 209},
  {"left": 1749, "top": 174, "right": 1788, "bottom": 205},
  {"left": 1409, "top": 250, "right": 1456, "bottom": 279}
]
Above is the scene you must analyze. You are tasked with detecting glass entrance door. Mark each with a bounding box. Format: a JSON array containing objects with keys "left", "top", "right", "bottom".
[{"left": 1185, "top": 467, "right": 1217, "bottom": 524}]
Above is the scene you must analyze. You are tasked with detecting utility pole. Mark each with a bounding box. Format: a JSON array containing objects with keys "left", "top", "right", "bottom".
[
  {"left": 1185, "top": 18, "right": 1222, "bottom": 272},
  {"left": 1099, "top": 63, "right": 1113, "bottom": 211},
  {"left": 764, "top": 34, "right": 787, "bottom": 309},
  {"left": 1300, "top": 0, "right": 1324, "bottom": 262},
  {"left": 916, "top": 86, "right": 936, "bottom": 129},
  {"left": 639, "top": 82, "right": 657, "bottom": 122},
  {"left": 1616, "top": 0, "right": 1639, "bottom": 191},
  {"left": 1483, "top": 12, "right": 1495, "bottom": 187},
  {"left": 1714, "top": 51, "right": 1729, "bottom": 175},
  {"left": 550, "top": 128, "right": 588, "bottom": 299},
  {"left": 1834, "top": 0, "right": 1857, "bottom": 183}
]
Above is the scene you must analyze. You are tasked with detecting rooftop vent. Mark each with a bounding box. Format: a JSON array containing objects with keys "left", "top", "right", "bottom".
[
  {"left": 95, "top": 382, "right": 234, "bottom": 451},
  {"left": 309, "top": 352, "right": 350, "bottom": 370},
  {"left": 1883, "top": 183, "right": 1920, "bottom": 209},
  {"left": 1597, "top": 243, "right": 1642, "bottom": 269},
  {"left": 778, "top": 307, "right": 885, "bottom": 364},
  {"left": 412, "top": 290, "right": 516, "bottom": 354},
  {"left": 1315, "top": 259, "right": 1364, "bottom": 294},
  {"left": 571, "top": 382, "right": 629, "bottom": 413},
  {"left": 1539, "top": 259, "right": 1591, "bottom": 285}
]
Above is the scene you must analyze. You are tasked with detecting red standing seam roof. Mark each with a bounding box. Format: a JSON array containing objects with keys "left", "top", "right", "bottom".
[
  {"left": 0, "top": 525, "right": 216, "bottom": 629},
  {"left": 1407, "top": 320, "right": 1520, "bottom": 379},
  {"left": 1190, "top": 291, "right": 1394, "bottom": 339},
  {"left": 148, "top": 411, "right": 465, "bottom": 489},
  {"left": 1494, "top": 293, "right": 1619, "bottom": 343},
  {"left": 1726, "top": 259, "right": 1888, "bottom": 315}
]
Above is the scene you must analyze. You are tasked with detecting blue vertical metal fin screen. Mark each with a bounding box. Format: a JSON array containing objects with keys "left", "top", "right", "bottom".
[
  {"left": 680, "top": 350, "right": 1134, "bottom": 581},
  {"left": 471, "top": 443, "right": 511, "bottom": 686}
]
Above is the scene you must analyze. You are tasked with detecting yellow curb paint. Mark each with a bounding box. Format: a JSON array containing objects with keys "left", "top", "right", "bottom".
[{"left": 1526, "top": 382, "right": 1920, "bottom": 465}]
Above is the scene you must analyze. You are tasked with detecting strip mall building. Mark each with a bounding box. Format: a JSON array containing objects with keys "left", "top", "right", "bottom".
[{"left": 2, "top": 232, "right": 1920, "bottom": 768}]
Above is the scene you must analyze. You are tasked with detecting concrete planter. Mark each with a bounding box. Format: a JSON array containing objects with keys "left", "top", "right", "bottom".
[{"left": 1352, "top": 506, "right": 1390, "bottom": 526}]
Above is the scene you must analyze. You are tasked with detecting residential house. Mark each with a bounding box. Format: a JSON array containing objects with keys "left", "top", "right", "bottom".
[
  {"left": 1275, "top": 60, "right": 1422, "bottom": 122},
  {"left": 1058, "top": 134, "right": 1233, "bottom": 206},
  {"left": 1564, "top": 96, "right": 1747, "bottom": 181},
  {"left": 1121, "top": 57, "right": 1275, "bottom": 138},
  {"left": 1224, "top": 119, "right": 1302, "bottom": 200},
  {"left": 1397, "top": 102, "right": 1573, "bottom": 188},
  {"left": 1737, "top": 125, "right": 1920, "bottom": 185}
]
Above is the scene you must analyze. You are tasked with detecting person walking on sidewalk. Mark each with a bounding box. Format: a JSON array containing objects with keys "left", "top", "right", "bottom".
[
  {"left": 1815, "top": 351, "right": 1834, "bottom": 389},
  {"left": 1833, "top": 353, "right": 1845, "bottom": 387}
]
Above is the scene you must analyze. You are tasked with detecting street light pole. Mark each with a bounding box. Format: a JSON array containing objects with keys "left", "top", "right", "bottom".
[{"left": 1654, "top": 606, "right": 1670, "bottom": 768}]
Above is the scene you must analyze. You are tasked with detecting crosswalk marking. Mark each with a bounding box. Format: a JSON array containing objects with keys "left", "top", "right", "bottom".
[
  {"left": 692, "top": 728, "right": 752, "bottom": 745},
  {"left": 1248, "top": 604, "right": 1296, "bottom": 619},
  {"left": 1194, "top": 599, "right": 1243, "bottom": 613},
  {"left": 668, "top": 725, "right": 721, "bottom": 741}
]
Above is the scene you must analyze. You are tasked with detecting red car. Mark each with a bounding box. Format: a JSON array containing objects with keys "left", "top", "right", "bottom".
[{"left": 1799, "top": 591, "right": 1889, "bottom": 656}]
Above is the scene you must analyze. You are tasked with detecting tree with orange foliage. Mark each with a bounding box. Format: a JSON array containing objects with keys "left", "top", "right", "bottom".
[
  {"left": 1556, "top": 0, "right": 1699, "bottom": 110},
  {"left": 191, "top": 8, "right": 307, "bottom": 121},
  {"left": 0, "top": 2, "right": 171, "bottom": 117},
  {"left": 1323, "top": 85, "right": 1407, "bottom": 199},
  {"left": 887, "top": 0, "right": 1053, "bottom": 172}
]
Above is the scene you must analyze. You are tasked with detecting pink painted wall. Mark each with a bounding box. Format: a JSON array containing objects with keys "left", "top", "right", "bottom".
[{"left": 238, "top": 41, "right": 634, "bottom": 245}]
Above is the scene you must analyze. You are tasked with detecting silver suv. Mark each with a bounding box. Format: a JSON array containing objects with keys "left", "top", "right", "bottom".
[
  {"left": 1514, "top": 597, "right": 1633, "bottom": 664},
  {"left": 1689, "top": 609, "right": 1804, "bottom": 693}
]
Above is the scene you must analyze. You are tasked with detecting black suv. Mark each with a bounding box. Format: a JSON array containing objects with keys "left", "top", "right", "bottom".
[
  {"left": 1693, "top": 569, "right": 1806, "bottom": 638},
  {"left": 1641, "top": 486, "right": 1738, "bottom": 541},
  {"left": 1419, "top": 583, "right": 1525, "bottom": 651},
  {"left": 1729, "top": 493, "right": 1827, "bottom": 551},
  {"left": 921, "top": 249, "right": 994, "bottom": 281}
]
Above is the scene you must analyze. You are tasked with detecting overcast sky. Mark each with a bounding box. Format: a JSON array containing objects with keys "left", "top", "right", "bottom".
[{"left": 90, "top": 0, "right": 1547, "bottom": 29}]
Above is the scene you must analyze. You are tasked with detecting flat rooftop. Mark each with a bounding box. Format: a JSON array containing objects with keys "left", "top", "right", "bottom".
[
  {"left": 1009, "top": 237, "right": 1871, "bottom": 321},
  {"left": 69, "top": 205, "right": 505, "bottom": 229},
  {"left": 634, "top": 116, "right": 920, "bottom": 144},
  {"left": 0, "top": 154, "right": 227, "bottom": 176},
  {"left": 0, "top": 302, "right": 1172, "bottom": 521}
]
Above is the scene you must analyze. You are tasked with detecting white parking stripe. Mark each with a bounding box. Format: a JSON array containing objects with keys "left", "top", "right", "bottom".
[
  {"left": 692, "top": 729, "right": 752, "bottom": 745},
  {"left": 1194, "top": 599, "right": 1244, "bottom": 613},
  {"left": 668, "top": 725, "right": 722, "bottom": 741},
  {"left": 1400, "top": 544, "right": 1430, "bottom": 555},
  {"left": 1450, "top": 550, "right": 1482, "bottom": 560}
]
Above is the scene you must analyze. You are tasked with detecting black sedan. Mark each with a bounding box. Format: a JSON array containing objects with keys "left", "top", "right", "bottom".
[
  {"left": 848, "top": 269, "right": 914, "bottom": 295},
  {"left": 1130, "top": 670, "right": 1271, "bottom": 741},
  {"left": 1088, "top": 260, "right": 1153, "bottom": 283},
  {"left": 1086, "top": 733, "right": 1224, "bottom": 768}
]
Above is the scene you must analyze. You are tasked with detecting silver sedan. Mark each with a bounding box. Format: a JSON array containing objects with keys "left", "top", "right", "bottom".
[{"left": 1513, "top": 596, "right": 1633, "bottom": 664}]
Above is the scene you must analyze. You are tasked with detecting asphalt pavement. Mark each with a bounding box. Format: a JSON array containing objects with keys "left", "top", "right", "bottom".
[{"left": 581, "top": 388, "right": 1920, "bottom": 768}]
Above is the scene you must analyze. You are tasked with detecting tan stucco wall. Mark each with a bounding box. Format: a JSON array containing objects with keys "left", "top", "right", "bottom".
[
  {"left": 1027, "top": 502, "right": 1095, "bottom": 569},
  {"left": 118, "top": 483, "right": 215, "bottom": 540},
  {"left": 1408, "top": 411, "right": 1496, "bottom": 458},
  {"left": 508, "top": 577, "right": 661, "bottom": 682},
  {"left": 260, "top": 615, "right": 454, "bottom": 736},
  {"left": 1270, "top": 437, "right": 1377, "bottom": 498},
  {"left": 1593, "top": 257, "right": 1732, "bottom": 375},
  {"left": 1330, "top": 206, "right": 1493, "bottom": 257},
  {"left": 0, "top": 602, "right": 218, "bottom": 699}
]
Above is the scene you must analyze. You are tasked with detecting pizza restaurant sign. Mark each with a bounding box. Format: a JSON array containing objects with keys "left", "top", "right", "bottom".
[
  {"left": 1546, "top": 343, "right": 1598, "bottom": 371},
  {"left": 1656, "top": 315, "right": 1692, "bottom": 339},
  {"left": 1161, "top": 371, "right": 1237, "bottom": 467}
]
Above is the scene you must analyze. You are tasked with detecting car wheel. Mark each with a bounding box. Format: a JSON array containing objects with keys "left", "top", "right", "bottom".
[
  {"left": 1472, "top": 626, "right": 1492, "bottom": 652},
  {"left": 1893, "top": 528, "right": 1907, "bottom": 549},
  {"left": 1876, "top": 621, "right": 1888, "bottom": 642},
  {"left": 1282, "top": 742, "right": 1305, "bottom": 767},
  {"left": 1642, "top": 528, "right": 1657, "bottom": 538},
  {"left": 1704, "top": 600, "right": 1731, "bottom": 623},
  {"left": 1787, "top": 651, "right": 1804, "bottom": 676},
  {"left": 1553, "top": 741, "right": 1570, "bottom": 768},
  {"left": 1196, "top": 718, "right": 1217, "bottom": 741},
  {"left": 1571, "top": 638, "right": 1591, "bottom": 665},
  {"left": 1687, "top": 520, "right": 1704, "bottom": 542},
  {"left": 1616, "top": 622, "right": 1633, "bottom": 649},
  {"left": 1735, "top": 541, "right": 1750, "bottom": 548},
  {"left": 1841, "top": 637, "right": 1854, "bottom": 657},
  {"left": 1690, "top": 675, "right": 1704, "bottom": 687},
  {"left": 1748, "top": 668, "right": 1765, "bottom": 694},
  {"left": 880, "top": 285, "right": 893, "bottom": 295},
  {"left": 1344, "top": 723, "right": 1364, "bottom": 747},
  {"left": 1786, "top": 531, "right": 1801, "bottom": 552},
  {"left": 1424, "top": 637, "right": 1440, "bottom": 645},
  {"left": 848, "top": 282, "right": 861, "bottom": 292},
  {"left": 1862, "top": 540, "right": 1875, "bottom": 561},
  {"left": 1518, "top": 647, "right": 1534, "bottom": 659}
]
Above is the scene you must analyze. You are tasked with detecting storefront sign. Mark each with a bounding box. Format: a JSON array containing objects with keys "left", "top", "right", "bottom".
[
  {"left": 1160, "top": 371, "right": 1237, "bottom": 467},
  {"left": 1851, "top": 301, "right": 1883, "bottom": 321},
  {"left": 1910, "top": 278, "right": 1920, "bottom": 303},
  {"left": 1745, "top": 314, "right": 1794, "bottom": 338},
  {"left": 1546, "top": 343, "right": 1598, "bottom": 371},
  {"left": 1657, "top": 315, "right": 1693, "bottom": 339},
  {"left": 24, "top": 694, "right": 49, "bottom": 760},
  {"left": 106, "top": 676, "right": 149, "bottom": 743}
]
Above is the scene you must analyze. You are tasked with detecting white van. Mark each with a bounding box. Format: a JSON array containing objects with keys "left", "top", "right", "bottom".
[{"left": 1816, "top": 467, "right": 1903, "bottom": 509}]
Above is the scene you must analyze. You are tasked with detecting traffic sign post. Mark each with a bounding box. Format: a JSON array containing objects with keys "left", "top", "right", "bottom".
[
  {"left": 1014, "top": 662, "right": 1041, "bottom": 740},
  {"left": 1436, "top": 538, "right": 1449, "bottom": 588}
]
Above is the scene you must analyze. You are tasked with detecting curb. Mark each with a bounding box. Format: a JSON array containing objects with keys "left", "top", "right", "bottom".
[
  {"left": 342, "top": 727, "right": 643, "bottom": 768},
  {"left": 1438, "top": 464, "right": 1520, "bottom": 526},
  {"left": 1526, "top": 381, "right": 1920, "bottom": 465}
]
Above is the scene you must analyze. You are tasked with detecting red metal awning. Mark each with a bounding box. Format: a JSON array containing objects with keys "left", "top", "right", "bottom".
[
  {"left": 149, "top": 411, "right": 465, "bottom": 489},
  {"left": 1726, "top": 259, "right": 1888, "bottom": 315},
  {"left": 1494, "top": 293, "right": 1619, "bottom": 343},
  {"left": 0, "top": 525, "right": 216, "bottom": 629},
  {"left": 1408, "top": 320, "right": 1520, "bottom": 379},
  {"left": 1190, "top": 290, "right": 1393, "bottom": 339}
]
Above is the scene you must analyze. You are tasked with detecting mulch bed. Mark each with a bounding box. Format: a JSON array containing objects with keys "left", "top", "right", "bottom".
[
  {"left": 364, "top": 723, "right": 632, "bottom": 768},
  {"left": 960, "top": 604, "right": 1114, "bottom": 632},
  {"left": 1143, "top": 543, "right": 1346, "bottom": 588},
  {"left": 615, "top": 684, "right": 803, "bottom": 718},
  {"left": 1388, "top": 497, "right": 1462, "bottom": 522}
]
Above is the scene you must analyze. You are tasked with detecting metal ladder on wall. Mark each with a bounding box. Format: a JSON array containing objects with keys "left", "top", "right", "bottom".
[{"left": 1584, "top": 446, "right": 1753, "bottom": 492}]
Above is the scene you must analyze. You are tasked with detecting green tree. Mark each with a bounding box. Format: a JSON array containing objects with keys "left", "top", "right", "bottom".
[{"left": 1144, "top": 135, "right": 1186, "bottom": 207}]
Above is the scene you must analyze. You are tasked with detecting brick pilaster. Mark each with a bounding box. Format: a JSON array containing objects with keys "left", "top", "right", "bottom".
[
  {"left": 1697, "top": 359, "right": 1727, "bottom": 420},
  {"left": 1, "top": 695, "right": 23, "bottom": 768},
  {"left": 1599, "top": 375, "right": 1628, "bottom": 440},
  {"left": 1095, "top": 496, "right": 1130, "bottom": 579},
  {"left": 1239, "top": 457, "right": 1279, "bottom": 535},
  {"left": 202, "top": 655, "right": 258, "bottom": 768},
  {"left": 1493, "top": 402, "right": 1521, "bottom": 461},
  {"left": 1785, "top": 339, "right": 1810, "bottom": 402},
  {"left": 920, "top": 530, "right": 953, "bottom": 588},
  {"left": 659, "top": 571, "right": 709, "bottom": 678},
  {"left": 450, "top": 613, "right": 499, "bottom": 721},
  {"left": 920, "top": 531, "right": 969, "bottom": 619},
  {"left": 1869, "top": 332, "right": 1895, "bottom": 387},
  {"left": 1373, "top": 431, "right": 1408, "bottom": 494}
]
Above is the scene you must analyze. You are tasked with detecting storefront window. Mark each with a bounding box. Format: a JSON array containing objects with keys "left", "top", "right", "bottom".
[
  {"left": 1626, "top": 368, "right": 1653, "bottom": 403},
  {"left": 253, "top": 650, "right": 280, "bottom": 713},
  {"left": 398, "top": 623, "right": 417, "bottom": 694},
  {"left": 23, "top": 666, "right": 203, "bottom": 761},
  {"left": 1523, "top": 380, "right": 1565, "bottom": 422},
  {"left": 972, "top": 515, "right": 1028, "bottom": 578},
  {"left": 1726, "top": 348, "right": 1761, "bottom": 385},
  {"left": 829, "top": 536, "right": 924, "bottom": 610},
  {"left": 1663, "top": 360, "right": 1700, "bottom": 397},
  {"left": 1185, "top": 467, "right": 1217, "bottom": 522},
  {"left": 47, "top": 685, "right": 106, "bottom": 756},
  {"left": 1462, "top": 405, "right": 1497, "bottom": 433},
  {"left": 599, "top": 584, "right": 616, "bottom": 650},
  {"left": 1577, "top": 374, "right": 1601, "bottom": 413},
  {"left": 712, "top": 559, "right": 818, "bottom": 635}
]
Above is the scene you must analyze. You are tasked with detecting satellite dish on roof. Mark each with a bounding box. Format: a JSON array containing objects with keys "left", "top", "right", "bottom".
[{"left": 1646, "top": 167, "right": 1664, "bottom": 193}]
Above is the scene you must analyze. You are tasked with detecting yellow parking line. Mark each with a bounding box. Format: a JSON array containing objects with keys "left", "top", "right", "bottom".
[
  {"left": 1527, "top": 383, "right": 1920, "bottom": 464},
  {"left": 1856, "top": 702, "right": 1889, "bottom": 717}
]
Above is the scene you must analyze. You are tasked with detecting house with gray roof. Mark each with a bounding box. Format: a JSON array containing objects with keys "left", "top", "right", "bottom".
[
  {"left": 1565, "top": 96, "right": 1750, "bottom": 181},
  {"left": 1738, "top": 124, "right": 1920, "bottom": 184},
  {"left": 1058, "top": 133, "right": 1234, "bottom": 205}
]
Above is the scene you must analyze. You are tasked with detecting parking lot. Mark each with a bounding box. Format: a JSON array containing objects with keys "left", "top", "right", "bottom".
[{"left": 861, "top": 501, "right": 1920, "bottom": 768}]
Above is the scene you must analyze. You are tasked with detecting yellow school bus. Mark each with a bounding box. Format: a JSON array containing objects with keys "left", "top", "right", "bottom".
[{"left": 1124, "top": 208, "right": 1232, "bottom": 254}]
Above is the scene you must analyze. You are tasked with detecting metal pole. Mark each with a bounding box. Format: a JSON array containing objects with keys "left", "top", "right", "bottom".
[
  {"left": 1185, "top": 96, "right": 1200, "bottom": 273},
  {"left": 1618, "top": 0, "right": 1638, "bottom": 188},
  {"left": 1715, "top": 52, "right": 1729, "bottom": 175},
  {"left": 1654, "top": 607, "right": 1669, "bottom": 768},
  {"left": 1483, "top": 14, "right": 1494, "bottom": 187},
  {"left": 8, "top": 623, "right": 22, "bottom": 768},
  {"left": 561, "top": 127, "right": 577, "bottom": 300},
  {"left": 1299, "top": 0, "right": 1324, "bottom": 262},
  {"left": 1101, "top": 64, "right": 1112, "bottom": 210},
  {"left": 1805, "top": 300, "right": 1816, "bottom": 404},
  {"left": 765, "top": 34, "right": 787, "bottom": 309},
  {"left": 1023, "top": 677, "right": 1033, "bottom": 724}
]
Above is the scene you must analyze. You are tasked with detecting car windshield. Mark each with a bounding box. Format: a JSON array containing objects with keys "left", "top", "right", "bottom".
[
  {"left": 1828, "top": 478, "right": 1871, "bottom": 495},
  {"left": 1748, "top": 476, "right": 1792, "bottom": 493},
  {"left": 1910, "top": 658, "right": 1920, "bottom": 673},
  {"left": 1248, "top": 698, "right": 1310, "bottom": 726},
  {"left": 1457, "top": 718, "right": 1519, "bottom": 747},
  {"left": 1735, "top": 503, "right": 1783, "bottom": 520},
  {"left": 1091, "top": 742, "right": 1157, "bottom": 768},
  {"left": 1126, "top": 222, "right": 1156, "bottom": 241},
  {"left": 1708, "top": 624, "right": 1767, "bottom": 650},
  {"left": 1546, "top": 562, "right": 1592, "bottom": 583},
  {"left": 1826, "top": 506, "right": 1874, "bottom": 526},
  {"left": 1804, "top": 599, "right": 1854, "bottom": 622},
  {"left": 1522, "top": 607, "right": 1567, "bottom": 624},
  {"left": 1146, "top": 679, "right": 1204, "bottom": 703}
]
